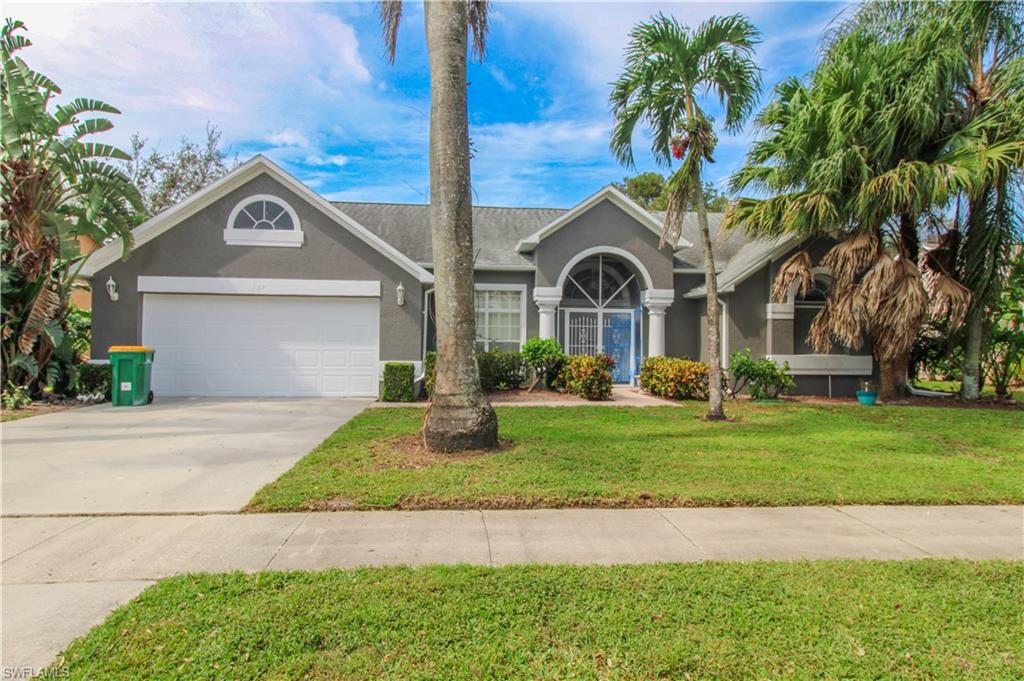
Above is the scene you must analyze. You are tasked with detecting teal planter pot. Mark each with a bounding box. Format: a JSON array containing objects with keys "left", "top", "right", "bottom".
[{"left": 856, "top": 390, "right": 878, "bottom": 406}]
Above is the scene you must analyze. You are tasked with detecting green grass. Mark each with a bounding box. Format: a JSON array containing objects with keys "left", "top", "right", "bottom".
[
  {"left": 246, "top": 403, "right": 1024, "bottom": 511},
  {"left": 0, "top": 409, "right": 34, "bottom": 422},
  {"left": 915, "top": 379, "right": 1023, "bottom": 402},
  {"left": 54, "top": 561, "right": 1024, "bottom": 679}
]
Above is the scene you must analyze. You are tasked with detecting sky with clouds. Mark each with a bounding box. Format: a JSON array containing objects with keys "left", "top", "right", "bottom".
[{"left": 8, "top": 1, "right": 850, "bottom": 208}]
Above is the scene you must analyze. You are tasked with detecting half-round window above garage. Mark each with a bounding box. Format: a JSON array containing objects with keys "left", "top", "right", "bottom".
[
  {"left": 224, "top": 194, "right": 303, "bottom": 247},
  {"left": 232, "top": 198, "right": 295, "bottom": 230}
]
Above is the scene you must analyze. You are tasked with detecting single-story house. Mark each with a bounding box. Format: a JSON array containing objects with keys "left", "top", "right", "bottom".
[{"left": 82, "top": 155, "right": 871, "bottom": 398}]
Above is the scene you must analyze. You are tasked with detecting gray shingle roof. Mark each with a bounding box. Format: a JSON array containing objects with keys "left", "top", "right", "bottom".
[
  {"left": 683, "top": 234, "right": 805, "bottom": 297},
  {"left": 334, "top": 200, "right": 744, "bottom": 272},
  {"left": 333, "top": 201, "right": 564, "bottom": 268}
]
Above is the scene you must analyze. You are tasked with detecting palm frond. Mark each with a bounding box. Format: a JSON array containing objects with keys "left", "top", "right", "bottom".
[
  {"left": 771, "top": 251, "right": 813, "bottom": 303},
  {"left": 377, "top": 0, "right": 403, "bottom": 64}
]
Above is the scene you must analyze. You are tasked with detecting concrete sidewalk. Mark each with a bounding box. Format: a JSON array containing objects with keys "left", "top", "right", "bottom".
[{"left": 3, "top": 505, "right": 1021, "bottom": 672}]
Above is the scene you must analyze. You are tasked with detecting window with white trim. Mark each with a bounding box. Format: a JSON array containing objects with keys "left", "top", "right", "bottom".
[
  {"left": 224, "top": 195, "right": 303, "bottom": 247},
  {"left": 474, "top": 286, "right": 525, "bottom": 352}
]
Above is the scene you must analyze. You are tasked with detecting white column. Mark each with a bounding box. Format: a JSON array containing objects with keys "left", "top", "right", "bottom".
[
  {"left": 646, "top": 305, "right": 668, "bottom": 356},
  {"left": 533, "top": 287, "right": 562, "bottom": 340},
  {"left": 642, "top": 288, "right": 675, "bottom": 357}
]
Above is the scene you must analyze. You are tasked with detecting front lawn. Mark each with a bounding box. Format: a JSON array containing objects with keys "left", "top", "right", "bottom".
[
  {"left": 915, "top": 379, "right": 1023, "bottom": 403},
  {"left": 247, "top": 403, "right": 1024, "bottom": 511},
  {"left": 54, "top": 561, "right": 1023, "bottom": 679}
]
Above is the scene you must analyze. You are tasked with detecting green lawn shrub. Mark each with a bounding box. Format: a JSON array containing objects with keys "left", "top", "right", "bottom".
[
  {"left": 382, "top": 362, "right": 415, "bottom": 402},
  {"left": 477, "top": 350, "right": 526, "bottom": 391},
  {"left": 521, "top": 337, "right": 566, "bottom": 389},
  {"left": 423, "top": 351, "right": 436, "bottom": 398},
  {"left": 76, "top": 363, "right": 112, "bottom": 399},
  {"left": 728, "top": 349, "right": 795, "bottom": 399}
]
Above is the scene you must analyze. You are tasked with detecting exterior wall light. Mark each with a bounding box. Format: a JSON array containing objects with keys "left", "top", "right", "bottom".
[
  {"left": 396, "top": 281, "right": 406, "bottom": 306},
  {"left": 106, "top": 276, "right": 119, "bottom": 302}
]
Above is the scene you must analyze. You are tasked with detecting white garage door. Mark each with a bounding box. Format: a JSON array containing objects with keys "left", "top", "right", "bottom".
[{"left": 141, "top": 294, "right": 380, "bottom": 397}]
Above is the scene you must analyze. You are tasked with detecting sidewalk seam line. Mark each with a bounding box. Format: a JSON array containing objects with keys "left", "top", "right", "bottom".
[
  {"left": 263, "top": 512, "right": 310, "bottom": 570},
  {"left": 655, "top": 509, "right": 709, "bottom": 559},
  {"left": 479, "top": 511, "right": 494, "bottom": 567},
  {"left": 830, "top": 506, "right": 936, "bottom": 557},
  {"left": 1, "top": 516, "right": 96, "bottom": 565}
]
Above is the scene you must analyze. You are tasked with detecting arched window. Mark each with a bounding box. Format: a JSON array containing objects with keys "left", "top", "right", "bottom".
[
  {"left": 224, "top": 195, "right": 303, "bottom": 247},
  {"left": 562, "top": 255, "right": 641, "bottom": 309},
  {"left": 795, "top": 275, "right": 831, "bottom": 306}
]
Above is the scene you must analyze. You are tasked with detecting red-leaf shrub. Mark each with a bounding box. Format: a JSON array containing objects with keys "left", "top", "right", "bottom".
[
  {"left": 560, "top": 354, "right": 614, "bottom": 400},
  {"left": 639, "top": 356, "right": 709, "bottom": 400}
]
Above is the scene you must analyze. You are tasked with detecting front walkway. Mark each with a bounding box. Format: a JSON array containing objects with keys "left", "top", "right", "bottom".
[{"left": 3, "top": 505, "right": 1020, "bottom": 672}]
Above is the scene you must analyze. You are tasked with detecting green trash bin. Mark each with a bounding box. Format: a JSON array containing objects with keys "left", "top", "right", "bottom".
[{"left": 109, "top": 346, "right": 155, "bottom": 406}]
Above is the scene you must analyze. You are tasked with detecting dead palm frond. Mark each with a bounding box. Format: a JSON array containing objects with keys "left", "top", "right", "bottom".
[
  {"left": 378, "top": 1, "right": 403, "bottom": 63},
  {"left": 870, "top": 258, "right": 929, "bottom": 356},
  {"left": 821, "top": 232, "right": 880, "bottom": 286},
  {"left": 825, "top": 282, "right": 870, "bottom": 350},
  {"left": 771, "top": 250, "right": 813, "bottom": 303},
  {"left": 929, "top": 274, "right": 973, "bottom": 328}
]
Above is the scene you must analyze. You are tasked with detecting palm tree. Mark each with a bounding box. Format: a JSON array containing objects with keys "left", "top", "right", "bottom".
[
  {"left": 378, "top": 1, "right": 497, "bottom": 451},
  {"left": 727, "top": 26, "right": 975, "bottom": 401},
  {"left": 816, "top": 1, "right": 1024, "bottom": 399},
  {"left": 610, "top": 14, "right": 761, "bottom": 420},
  {"left": 1, "top": 19, "right": 141, "bottom": 390}
]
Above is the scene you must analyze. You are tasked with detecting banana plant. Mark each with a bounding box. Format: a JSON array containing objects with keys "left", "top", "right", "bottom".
[{"left": 1, "top": 18, "right": 142, "bottom": 390}]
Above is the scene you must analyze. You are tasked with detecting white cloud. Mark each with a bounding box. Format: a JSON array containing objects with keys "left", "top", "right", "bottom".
[
  {"left": 267, "top": 130, "right": 310, "bottom": 148},
  {"left": 305, "top": 154, "right": 350, "bottom": 168},
  {"left": 6, "top": 2, "right": 374, "bottom": 150}
]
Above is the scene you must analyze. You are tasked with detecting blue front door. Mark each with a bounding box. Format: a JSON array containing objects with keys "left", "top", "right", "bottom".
[{"left": 602, "top": 312, "right": 633, "bottom": 383}]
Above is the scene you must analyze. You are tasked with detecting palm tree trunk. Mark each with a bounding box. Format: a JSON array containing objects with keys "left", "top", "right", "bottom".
[
  {"left": 694, "top": 181, "right": 726, "bottom": 420},
  {"left": 960, "top": 304, "right": 985, "bottom": 400},
  {"left": 422, "top": 0, "right": 498, "bottom": 452}
]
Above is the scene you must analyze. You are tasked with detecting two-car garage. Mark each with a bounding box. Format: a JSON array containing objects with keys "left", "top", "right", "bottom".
[{"left": 138, "top": 279, "right": 381, "bottom": 398}]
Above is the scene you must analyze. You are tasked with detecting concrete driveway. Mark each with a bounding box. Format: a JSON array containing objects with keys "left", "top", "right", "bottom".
[{"left": 1, "top": 398, "right": 368, "bottom": 515}]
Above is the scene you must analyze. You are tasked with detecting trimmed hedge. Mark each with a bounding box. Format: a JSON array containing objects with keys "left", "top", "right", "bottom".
[
  {"left": 560, "top": 354, "right": 614, "bottom": 400},
  {"left": 639, "top": 356, "right": 709, "bottom": 400},
  {"left": 382, "top": 362, "right": 415, "bottom": 402},
  {"left": 478, "top": 350, "right": 526, "bottom": 391},
  {"left": 76, "top": 363, "right": 112, "bottom": 399}
]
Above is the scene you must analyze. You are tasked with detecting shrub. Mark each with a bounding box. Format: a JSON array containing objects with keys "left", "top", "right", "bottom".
[
  {"left": 477, "top": 350, "right": 526, "bottom": 391},
  {"left": 639, "top": 356, "right": 709, "bottom": 400},
  {"left": 382, "top": 362, "right": 415, "bottom": 402},
  {"left": 727, "top": 349, "right": 795, "bottom": 400},
  {"left": 76, "top": 363, "right": 112, "bottom": 399},
  {"left": 2, "top": 383, "right": 32, "bottom": 410},
  {"left": 521, "top": 337, "right": 566, "bottom": 389},
  {"left": 560, "top": 354, "right": 614, "bottom": 400},
  {"left": 423, "top": 351, "right": 437, "bottom": 398}
]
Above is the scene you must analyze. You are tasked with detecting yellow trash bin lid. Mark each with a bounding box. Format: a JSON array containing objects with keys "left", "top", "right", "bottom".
[{"left": 108, "top": 345, "right": 155, "bottom": 352}]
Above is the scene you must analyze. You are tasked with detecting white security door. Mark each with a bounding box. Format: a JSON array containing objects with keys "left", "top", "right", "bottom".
[{"left": 141, "top": 294, "right": 380, "bottom": 397}]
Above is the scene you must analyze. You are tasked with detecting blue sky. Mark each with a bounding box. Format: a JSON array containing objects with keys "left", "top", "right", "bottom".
[{"left": 10, "top": 1, "right": 848, "bottom": 208}]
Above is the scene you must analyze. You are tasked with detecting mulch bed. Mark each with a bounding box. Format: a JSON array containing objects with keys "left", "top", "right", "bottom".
[
  {"left": 487, "top": 388, "right": 586, "bottom": 403},
  {"left": 787, "top": 394, "right": 1022, "bottom": 411}
]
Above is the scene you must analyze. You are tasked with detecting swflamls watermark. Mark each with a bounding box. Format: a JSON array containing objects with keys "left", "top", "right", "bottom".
[{"left": 2, "top": 667, "right": 69, "bottom": 679}]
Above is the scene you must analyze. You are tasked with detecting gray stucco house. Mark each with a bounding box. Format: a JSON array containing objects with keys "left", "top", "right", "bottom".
[{"left": 83, "top": 155, "right": 871, "bottom": 398}]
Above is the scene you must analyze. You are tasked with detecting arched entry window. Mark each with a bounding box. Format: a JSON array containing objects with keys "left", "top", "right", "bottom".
[{"left": 560, "top": 254, "right": 643, "bottom": 383}]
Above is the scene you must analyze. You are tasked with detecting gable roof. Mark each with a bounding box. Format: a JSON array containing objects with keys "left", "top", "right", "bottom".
[
  {"left": 683, "top": 233, "right": 807, "bottom": 298},
  {"left": 80, "top": 155, "right": 435, "bottom": 283},
  {"left": 515, "top": 185, "right": 693, "bottom": 253},
  {"left": 334, "top": 202, "right": 562, "bottom": 269}
]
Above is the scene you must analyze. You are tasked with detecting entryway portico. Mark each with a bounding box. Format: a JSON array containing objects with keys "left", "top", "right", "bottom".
[{"left": 534, "top": 246, "right": 674, "bottom": 383}]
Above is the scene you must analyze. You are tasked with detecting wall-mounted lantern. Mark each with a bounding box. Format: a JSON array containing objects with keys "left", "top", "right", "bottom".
[
  {"left": 105, "top": 276, "right": 119, "bottom": 302},
  {"left": 396, "top": 281, "right": 406, "bottom": 306}
]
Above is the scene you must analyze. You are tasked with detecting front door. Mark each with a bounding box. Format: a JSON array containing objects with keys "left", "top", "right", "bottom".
[{"left": 602, "top": 312, "right": 633, "bottom": 383}]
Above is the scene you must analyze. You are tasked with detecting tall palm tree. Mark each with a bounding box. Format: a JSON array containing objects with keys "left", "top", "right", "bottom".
[
  {"left": 378, "top": 1, "right": 497, "bottom": 451},
  {"left": 610, "top": 14, "right": 761, "bottom": 420}
]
